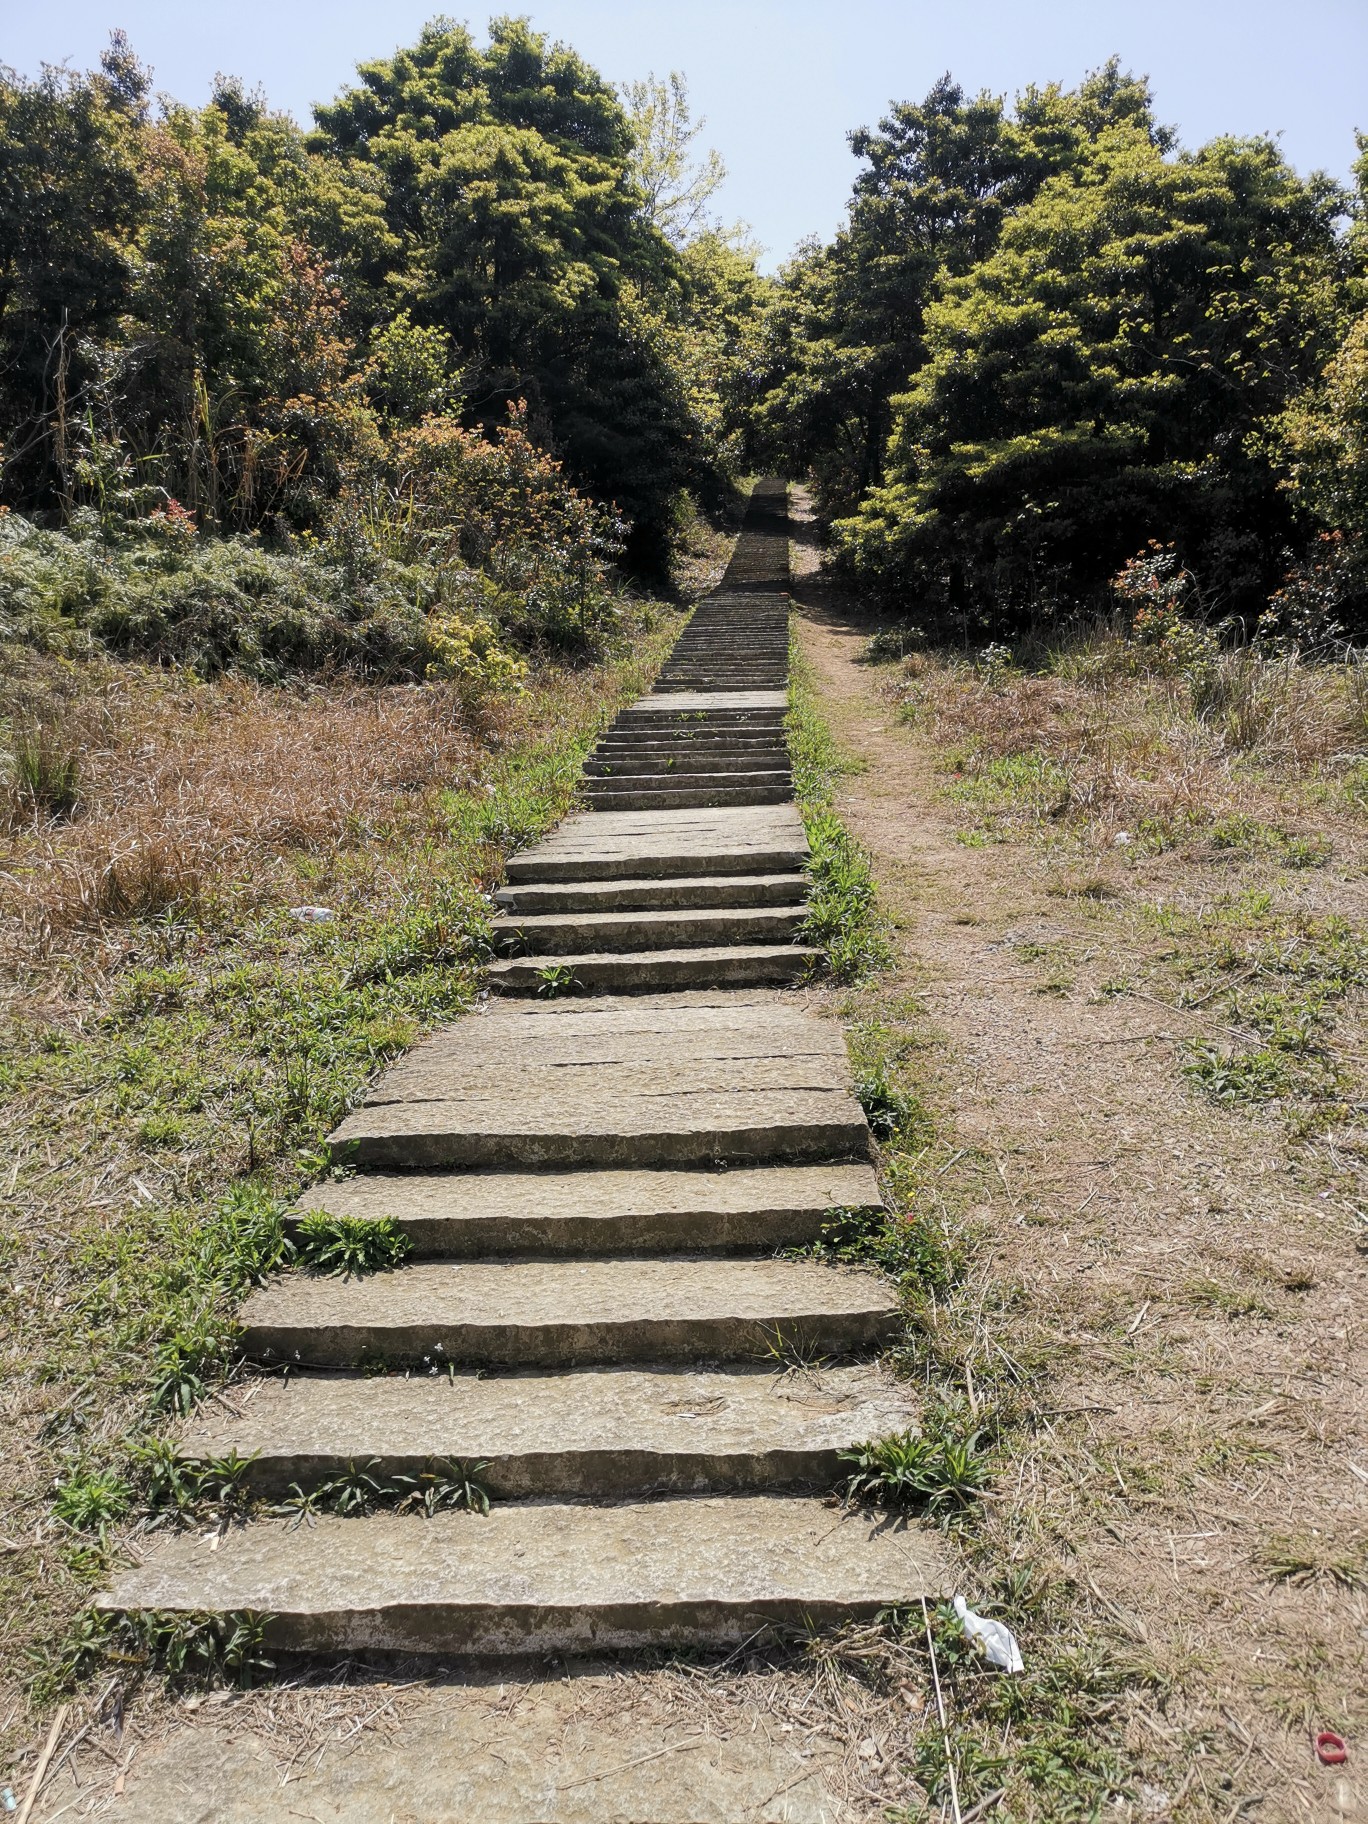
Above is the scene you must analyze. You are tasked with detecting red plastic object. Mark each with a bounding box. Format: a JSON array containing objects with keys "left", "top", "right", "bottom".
[{"left": 1316, "top": 1731, "right": 1348, "bottom": 1766}]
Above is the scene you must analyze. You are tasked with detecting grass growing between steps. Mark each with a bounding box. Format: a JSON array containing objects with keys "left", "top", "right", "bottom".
[
  {"left": 786, "top": 638, "right": 893, "bottom": 982},
  {"left": 0, "top": 615, "right": 682, "bottom": 1759}
]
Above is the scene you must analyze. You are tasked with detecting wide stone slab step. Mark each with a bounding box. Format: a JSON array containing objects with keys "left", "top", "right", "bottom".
[
  {"left": 585, "top": 752, "right": 790, "bottom": 775},
  {"left": 179, "top": 1362, "right": 913, "bottom": 1496},
  {"left": 487, "top": 942, "right": 816, "bottom": 994},
  {"left": 294, "top": 1160, "right": 883, "bottom": 1255},
  {"left": 584, "top": 768, "right": 791, "bottom": 790},
  {"left": 503, "top": 804, "right": 808, "bottom": 883},
  {"left": 101, "top": 1496, "right": 948, "bottom": 1654},
  {"left": 329, "top": 990, "right": 867, "bottom": 1169},
  {"left": 593, "top": 737, "right": 789, "bottom": 754},
  {"left": 618, "top": 689, "right": 788, "bottom": 713},
  {"left": 578, "top": 786, "right": 793, "bottom": 812},
  {"left": 490, "top": 905, "right": 806, "bottom": 956},
  {"left": 239, "top": 1256, "right": 900, "bottom": 1367},
  {"left": 495, "top": 871, "right": 809, "bottom": 915}
]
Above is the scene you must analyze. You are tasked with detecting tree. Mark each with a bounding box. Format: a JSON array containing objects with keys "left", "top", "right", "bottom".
[
  {"left": 307, "top": 15, "right": 714, "bottom": 563},
  {"left": 0, "top": 50, "right": 146, "bottom": 505},
  {"left": 757, "top": 63, "right": 1168, "bottom": 518},
  {"left": 836, "top": 115, "right": 1347, "bottom": 624},
  {"left": 622, "top": 72, "right": 727, "bottom": 246}
]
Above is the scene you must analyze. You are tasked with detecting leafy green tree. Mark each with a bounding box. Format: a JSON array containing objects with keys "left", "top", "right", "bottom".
[
  {"left": 757, "top": 62, "right": 1167, "bottom": 517},
  {"left": 309, "top": 15, "right": 704, "bottom": 561},
  {"left": 835, "top": 113, "right": 1347, "bottom": 625},
  {"left": 0, "top": 42, "right": 147, "bottom": 506},
  {"left": 622, "top": 71, "right": 728, "bottom": 246}
]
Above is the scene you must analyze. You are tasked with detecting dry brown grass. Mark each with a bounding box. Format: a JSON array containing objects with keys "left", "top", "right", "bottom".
[
  {"left": 889, "top": 643, "right": 1366, "bottom": 856},
  {"left": 794, "top": 588, "right": 1368, "bottom": 1820},
  {"left": 0, "top": 658, "right": 486, "bottom": 963}
]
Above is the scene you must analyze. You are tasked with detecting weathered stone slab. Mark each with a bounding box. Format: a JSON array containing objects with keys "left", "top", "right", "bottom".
[
  {"left": 495, "top": 871, "right": 809, "bottom": 914},
  {"left": 488, "top": 944, "right": 818, "bottom": 994},
  {"left": 622, "top": 690, "right": 788, "bottom": 713},
  {"left": 504, "top": 804, "right": 808, "bottom": 881},
  {"left": 580, "top": 785, "right": 794, "bottom": 812},
  {"left": 490, "top": 905, "right": 805, "bottom": 954},
  {"left": 102, "top": 1496, "right": 949, "bottom": 1653},
  {"left": 180, "top": 1362, "right": 914, "bottom": 1495},
  {"left": 293, "top": 1160, "right": 883, "bottom": 1255},
  {"left": 240, "top": 1255, "right": 898, "bottom": 1366}
]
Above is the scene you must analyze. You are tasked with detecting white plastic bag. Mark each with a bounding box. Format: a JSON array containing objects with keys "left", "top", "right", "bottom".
[{"left": 954, "top": 1594, "right": 1024, "bottom": 1673}]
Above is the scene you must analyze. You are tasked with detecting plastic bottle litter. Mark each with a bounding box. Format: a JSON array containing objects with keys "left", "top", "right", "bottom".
[
  {"left": 954, "top": 1594, "right": 1024, "bottom": 1673},
  {"left": 288, "top": 906, "right": 335, "bottom": 924}
]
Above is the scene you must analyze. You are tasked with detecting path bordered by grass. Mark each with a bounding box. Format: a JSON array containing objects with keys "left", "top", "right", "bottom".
[
  {"left": 0, "top": 620, "right": 680, "bottom": 1754},
  {"left": 787, "top": 654, "right": 1164, "bottom": 1821}
]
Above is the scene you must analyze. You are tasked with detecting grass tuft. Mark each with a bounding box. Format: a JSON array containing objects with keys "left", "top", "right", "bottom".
[{"left": 293, "top": 1209, "right": 412, "bottom": 1276}]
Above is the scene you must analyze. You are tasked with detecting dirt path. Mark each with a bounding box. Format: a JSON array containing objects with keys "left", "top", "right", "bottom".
[{"left": 791, "top": 508, "right": 1367, "bottom": 1823}]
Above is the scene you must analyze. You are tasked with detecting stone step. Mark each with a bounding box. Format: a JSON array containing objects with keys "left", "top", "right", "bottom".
[
  {"left": 582, "top": 776, "right": 790, "bottom": 798},
  {"left": 580, "top": 786, "right": 793, "bottom": 811},
  {"left": 502, "top": 805, "right": 808, "bottom": 882},
  {"left": 495, "top": 870, "right": 809, "bottom": 914},
  {"left": 179, "top": 1362, "right": 913, "bottom": 1496},
  {"left": 487, "top": 942, "right": 815, "bottom": 994},
  {"left": 594, "top": 736, "right": 789, "bottom": 751},
  {"left": 328, "top": 990, "right": 867, "bottom": 1170},
  {"left": 240, "top": 1256, "right": 900, "bottom": 1368},
  {"left": 490, "top": 905, "right": 806, "bottom": 956},
  {"left": 655, "top": 681, "right": 786, "bottom": 692},
  {"left": 101, "top": 1495, "right": 948, "bottom": 1656},
  {"left": 293, "top": 1160, "right": 882, "bottom": 1256},
  {"left": 611, "top": 718, "right": 788, "bottom": 733},
  {"left": 617, "top": 687, "right": 788, "bottom": 711},
  {"left": 584, "top": 752, "right": 790, "bottom": 775}
]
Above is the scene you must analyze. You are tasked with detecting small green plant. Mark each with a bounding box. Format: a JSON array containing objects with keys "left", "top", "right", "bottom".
[
  {"left": 535, "top": 963, "right": 581, "bottom": 998},
  {"left": 975, "top": 642, "right": 1016, "bottom": 688},
  {"left": 854, "top": 1061, "right": 919, "bottom": 1140},
  {"left": 1181, "top": 1040, "right": 1300, "bottom": 1104},
  {"left": 810, "top": 1205, "right": 966, "bottom": 1296},
  {"left": 88, "top": 1607, "right": 274, "bottom": 1689},
  {"left": 8, "top": 723, "right": 81, "bottom": 819},
  {"left": 840, "top": 1425, "right": 990, "bottom": 1513},
  {"left": 294, "top": 1209, "right": 412, "bottom": 1276},
  {"left": 276, "top": 1456, "right": 492, "bottom": 1522},
  {"left": 394, "top": 1457, "right": 492, "bottom": 1516},
  {"left": 52, "top": 1469, "right": 131, "bottom": 1539},
  {"left": 756, "top": 1324, "right": 830, "bottom": 1371}
]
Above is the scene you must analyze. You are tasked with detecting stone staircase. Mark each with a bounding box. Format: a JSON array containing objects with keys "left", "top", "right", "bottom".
[{"left": 100, "top": 479, "right": 945, "bottom": 1670}]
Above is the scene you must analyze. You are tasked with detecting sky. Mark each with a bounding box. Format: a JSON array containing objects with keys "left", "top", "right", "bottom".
[{"left": 6, "top": 1, "right": 1366, "bottom": 269}]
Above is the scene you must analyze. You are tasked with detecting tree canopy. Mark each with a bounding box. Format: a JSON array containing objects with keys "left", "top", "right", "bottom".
[{"left": 756, "top": 61, "right": 1367, "bottom": 632}]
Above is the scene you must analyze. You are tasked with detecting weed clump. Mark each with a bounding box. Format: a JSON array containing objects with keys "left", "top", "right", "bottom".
[
  {"left": 840, "top": 1420, "right": 990, "bottom": 1514},
  {"left": 6, "top": 723, "right": 81, "bottom": 821},
  {"left": 293, "top": 1209, "right": 412, "bottom": 1276},
  {"left": 276, "top": 1456, "right": 491, "bottom": 1521}
]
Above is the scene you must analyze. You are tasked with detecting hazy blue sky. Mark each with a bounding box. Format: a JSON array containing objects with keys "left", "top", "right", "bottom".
[{"left": 7, "top": 2, "right": 1366, "bottom": 268}]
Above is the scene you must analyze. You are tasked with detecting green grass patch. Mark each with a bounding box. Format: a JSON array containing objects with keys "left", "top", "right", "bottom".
[
  {"left": 787, "top": 639, "right": 892, "bottom": 983},
  {"left": 1141, "top": 894, "right": 1366, "bottom": 1114}
]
